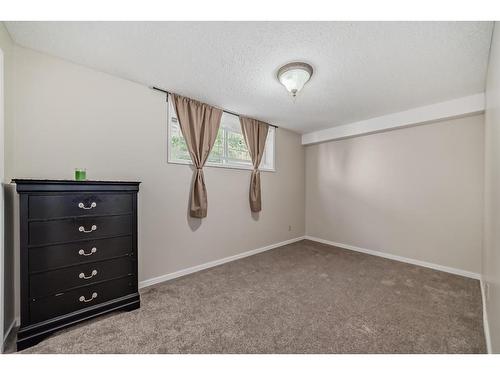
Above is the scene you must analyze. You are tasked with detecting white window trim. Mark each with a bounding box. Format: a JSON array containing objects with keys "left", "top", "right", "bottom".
[{"left": 167, "top": 98, "right": 276, "bottom": 172}]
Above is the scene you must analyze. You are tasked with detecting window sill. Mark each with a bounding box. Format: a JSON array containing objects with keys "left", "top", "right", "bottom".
[{"left": 167, "top": 159, "right": 276, "bottom": 173}]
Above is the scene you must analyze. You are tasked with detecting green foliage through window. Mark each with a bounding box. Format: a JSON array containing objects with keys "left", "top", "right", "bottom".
[
  {"left": 168, "top": 106, "right": 275, "bottom": 170},
  {"left": 170, "top": 122, "right": 252, "bottom": 166}
]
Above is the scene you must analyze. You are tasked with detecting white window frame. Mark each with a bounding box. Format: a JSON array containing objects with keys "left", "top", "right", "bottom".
[{"left": 167, "top": 97, "right": 276, "bottom": 172}]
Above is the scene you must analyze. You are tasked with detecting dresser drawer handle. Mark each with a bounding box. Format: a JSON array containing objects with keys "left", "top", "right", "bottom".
[
  {"left": 79, "top": 224, "right": 97, "bottom": 233},
  {"left": 79, "top": 270, "right": 98, "bottom": 279},
  {"left": 78, "top": 247, "right": 97, "bottom": 256},
  {"left": 78, "top": 202, "right": 97, "bottom": 210},
  {"left": 79, "top": 292, "right": 98, "bottom": 303}
]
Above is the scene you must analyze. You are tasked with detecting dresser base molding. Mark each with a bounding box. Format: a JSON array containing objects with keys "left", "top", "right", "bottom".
[{"left": 16, "top": 293, "right": 140, "bottom": 351}]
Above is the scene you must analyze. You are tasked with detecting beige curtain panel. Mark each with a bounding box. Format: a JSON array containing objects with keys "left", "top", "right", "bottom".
[
  {"left": 172, "top": 94, "right": 223, "bottom": 218},
  {"left": 239, "top": 117, "right": 270, "bottom": 212}
]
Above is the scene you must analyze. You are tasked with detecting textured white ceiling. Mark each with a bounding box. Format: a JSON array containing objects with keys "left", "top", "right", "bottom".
[{"left": 5, "top": 21, "right": 494, "bottom": 133}]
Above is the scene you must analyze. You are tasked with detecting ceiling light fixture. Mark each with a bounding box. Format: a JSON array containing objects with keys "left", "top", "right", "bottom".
[{"left": 277, "top": 62, "right": 313, "bottom": 98}]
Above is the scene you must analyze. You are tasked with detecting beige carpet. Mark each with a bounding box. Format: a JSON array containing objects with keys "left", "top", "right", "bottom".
[{"left": 21, "top": 240, "right": 486, "bottom": 353}]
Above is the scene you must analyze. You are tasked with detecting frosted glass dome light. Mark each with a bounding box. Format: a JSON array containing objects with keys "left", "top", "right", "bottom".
[{"left": 277, "top": 62, "right": 313, "bottom": 97}]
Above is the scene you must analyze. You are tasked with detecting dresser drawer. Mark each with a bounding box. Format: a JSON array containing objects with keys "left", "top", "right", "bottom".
[
  {"left": 30, "top": 257, "right": 135, "bottom": 298},
  {"left": 29, "top": 276, "right": 137, "bottom": 324},
  {"left": 29, "top": 193, "right": 132, "bottom": 220},
  {"left": 15, "top": 180, "right": 140, "bottom": 350},
  {"left": 29, "top": 215, "right": 132, "bottom": 245},
  {"left": 29, "top": 236, "right": 133, "bottom": 273}
]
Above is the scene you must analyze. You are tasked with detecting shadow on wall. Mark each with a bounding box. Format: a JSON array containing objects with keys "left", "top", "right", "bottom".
[
  {"left": 312, "top": 140, "right": 423, "bottom": 252},
  {"left": 187, "top": 214, "right": 202, "bottom": 231},
  {"left": 317, "top": 139, "right": 354, "bottom": 184}
]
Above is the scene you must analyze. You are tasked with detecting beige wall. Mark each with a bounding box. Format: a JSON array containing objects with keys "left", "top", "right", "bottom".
[
  {"left": 484, "top": 22, "right": 500, "bottom": 353},
  {"left": 7, "top": 46, "right": 305, "bottom": 285},
  {"left": 305, "top": 115, "right": 484, "bottom": 274},
  {"left": 0, "top": 22, "right": 15, "bottom": 348}
]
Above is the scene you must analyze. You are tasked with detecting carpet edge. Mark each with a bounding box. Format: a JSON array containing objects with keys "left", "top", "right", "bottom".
[
  {"left": 138, "top": 236, "right": 306, "bottom": 289},
  {"left": 304, "top": 235, "right": 481, "bottom": 280}
]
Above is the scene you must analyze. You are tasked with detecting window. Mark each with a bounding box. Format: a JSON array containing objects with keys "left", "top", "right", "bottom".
[{"left": 167, "top": 97, "right": 275, "bottom": 171}]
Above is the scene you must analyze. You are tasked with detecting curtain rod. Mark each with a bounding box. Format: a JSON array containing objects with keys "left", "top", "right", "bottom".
[{"left": 151, "top": 86, "right": 279, "bottom": 129}]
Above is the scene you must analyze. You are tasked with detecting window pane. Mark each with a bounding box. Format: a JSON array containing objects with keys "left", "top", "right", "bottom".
[
  {"left": 227, "top": 130, "right": 251, "bottom": 163},
  {"left": 259, "top": 127, "right": 275, "bottom": 170},
  {"left": 170, "top": 121, "right": 191, "bottom": 161},
  {"left": 207, "top": 128, "right": 223, "bottom": 163}
]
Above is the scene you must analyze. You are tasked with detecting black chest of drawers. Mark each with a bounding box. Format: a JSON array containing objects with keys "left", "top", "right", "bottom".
[{"left": 13, "top": 179, "right": 141, "bottom": 351}]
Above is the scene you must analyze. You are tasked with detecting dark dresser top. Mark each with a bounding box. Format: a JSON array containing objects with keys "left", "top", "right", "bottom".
[{"left": 12, "top": 179, "right": 141, "bottom": 192}]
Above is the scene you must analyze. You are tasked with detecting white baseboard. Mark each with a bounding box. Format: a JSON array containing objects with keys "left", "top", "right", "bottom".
[
  {"left": 2, "top": 318, "right": 16, "bottom": 353},
  {"left": 304, "top": 236, "right": 481, "bottom": 280},
  {"left": 139, "top": 236, "right": 306, "bottom": 289},
  {"left": 480, "top": 279, "right": 492, "bottom": 354}
]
